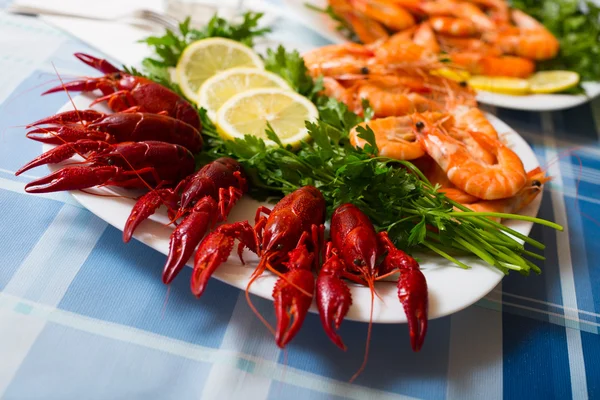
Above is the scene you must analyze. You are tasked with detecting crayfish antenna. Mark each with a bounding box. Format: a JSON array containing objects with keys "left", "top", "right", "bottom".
[
  {"left": 349, "top": 275, "right": 375, "bottom": 384},
  {"left": 245, "top": 261, "right": 276, "bottom": 337}
]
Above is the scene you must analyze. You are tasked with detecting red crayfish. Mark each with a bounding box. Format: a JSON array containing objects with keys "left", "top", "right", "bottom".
[
  {"left": 44, "top": 53, "right": 201, "bottom": 130},
  {"left": 15, "top": 140, "right": 195, "bottom": 193},
  {"left": 123, "top": 157, "right": 249, "bottom": 285},
  {"left": 26, "top": 109, "right": 203, "bottom": 154},
  {"left": 317, "top": 203, "right": 428, "bottom": 380},
  {"left": 190, "top": 186, "right": 326, "bottom": 348}
]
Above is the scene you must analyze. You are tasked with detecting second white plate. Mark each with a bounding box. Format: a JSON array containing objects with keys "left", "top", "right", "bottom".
[{"left": 283, "top": 0, "right": 600, "bottom": 111}]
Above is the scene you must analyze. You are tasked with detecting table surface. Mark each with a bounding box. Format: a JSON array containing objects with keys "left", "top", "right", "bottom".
[{"left": 1, "top": 3, "right": 600, "bottom": 400}]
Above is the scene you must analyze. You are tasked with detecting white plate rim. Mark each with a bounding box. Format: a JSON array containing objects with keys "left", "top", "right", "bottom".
[{"left": 38, "top": 94, "right": 543, "bottom": 324}]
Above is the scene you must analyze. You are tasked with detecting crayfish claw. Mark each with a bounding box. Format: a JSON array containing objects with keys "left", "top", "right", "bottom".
[
  {"left": 316, "top": 274, "right": 352, "bottom": 350},
  {"left": 191, "top": 230, "right": 236, "bottom": 297},
  {"left": 273, "top": 269, "right": 314, "bottom": 348},
  {"left": 398, "top": 268, "right": 428, "bottom": 352},
  {"left": 24, "top": 166, "right": 116, "bottom": 193},
  {"left": 123, "top": 189, "right": 171, "bottom": 243},
  {"left": 74, "top": 53, "right": 120, "bottom": 74},
  {"left": 190, "top": 221, "right": 257, "bottom": 297},
  {"left": 27, "top": 110, "right": 104, "bottom": 127},
  {"left": 163, "top": 197, "right": 217, "bottom": 285}
]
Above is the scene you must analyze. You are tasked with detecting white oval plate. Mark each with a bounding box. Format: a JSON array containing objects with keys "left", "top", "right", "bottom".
[
  {"left": 282, "top": 0, "right": 600, "bottom": 111},
  {"left": 41, "top": 94, "right": 541, "bottom": 324}
]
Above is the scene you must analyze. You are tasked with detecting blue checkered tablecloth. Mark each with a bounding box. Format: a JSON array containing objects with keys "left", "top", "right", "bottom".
[{"left": 1, "top": 4, "right": 600, "bottom": 400}]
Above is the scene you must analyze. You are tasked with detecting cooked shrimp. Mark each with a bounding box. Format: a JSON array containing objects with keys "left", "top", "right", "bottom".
[
  {"left": 422, "top": 0, "right": 496, "bottom": 31},
  {"left": 449, "top": 53, "right": 535, "bottom": 78},
  {"left": 354, "top": 76, "right": 440, "bottom": 117},
  {"left": 371, "top": 34, "right": 441, "bottom": 69},
  {"left": 350, "top": 116, "right": 426, "bottom": 160},
  {"left": 413, "top": 22, "right": 441, "bottom": 53},
  {"left": 413, "top": 114, "right": 527, "bottom": 200},
  {"left": 462, "top": 167, "right": 550, "bottom": 221},
  {"left": 322, "top": 77, "right": 355, "bottom": 106},
  {"left": 429, "top": 16, "right": 477, "bottom": 37},
  {"left": 464, "top": 0, "right": 509, "bottom": 24},
  {"left": 329, "top": 0, "right": 390, "bottom": 44},
  {"left": 447, "top": 104, "right": 499, "bottom": 139},
  {"left": 303, "top": 43, "right": 374, "bottom": 78},
  {"left": 421, "top": 110, "right": 497, "bottom": 163},
  {"left": 350, "top": 0, "right": 416, "bottom": 31},
  {"left": 492, "top": 9, "right": 559, "bottom": 60},
  {"left": 437, "top": 36, "right": 502, "bottom": 56}
]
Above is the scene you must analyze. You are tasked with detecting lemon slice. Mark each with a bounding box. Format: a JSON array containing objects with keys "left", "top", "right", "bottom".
[
  {"left": 216, "top": 88, "right": 319, "bottom": 148},
  {"left": 431, "top": 68, "right": 471, "bottom": 83},
  {"left": 468, "top": 76, "right": 530, "bottom": 95},
  {"left": 198, "top": 67, "right": 292, "bottom": 121},
  {"left": 176, "top": 38, "right": 264, "bottom": 102},
  {"left": 528, "top": 71, "right": 580, "bottom": 94}
]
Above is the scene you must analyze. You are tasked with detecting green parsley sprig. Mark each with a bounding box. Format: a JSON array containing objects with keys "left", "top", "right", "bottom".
[{"left": 137, "top": 12, "right": 270, "bottom": 85}]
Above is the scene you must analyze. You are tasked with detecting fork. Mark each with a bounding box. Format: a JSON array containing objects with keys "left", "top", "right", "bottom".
[{"left": 9, "top": 6, "right": 181, "bottom": 32}]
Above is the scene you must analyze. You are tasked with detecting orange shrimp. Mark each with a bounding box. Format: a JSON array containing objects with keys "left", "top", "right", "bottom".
[
  {"left": 350, "top": 0, "right": 417, "bottom": 31},
  {"left": 349, "top": 116, "right": 426, "bottom": 160},
  {"left": 422, "top": 0, "right": 496, "bottom": 31},
  {"left": 413, "top": 113, "right": 527, "bottom": 200},
  {"left": 437, "top": 36, "right": 502, "bottom": 56},
  {"left": 353, "top": 76, "right": 440, "bottom": 117},
  {"left": 371, "top": 33, "right": 441, "bottom": 69},
  {"left": 447, "top": 104, "right": 499, "bottom": 139},
  {"left": 421, "top": 110, "right": 497, "bottom": 163},
  {"left": 329, "top": 0, "right": 389, "bottom": 44},
  {"left": 464, "top": 0, "right": 510, "bottom": 25},
  {"left": 449, "top": 53, "right": 535, "bottom": 78},
  {"left": 429, "top": 16, "right": 477, "bottom": 37},
  {"left": 462, "top": 167, "right": 550, "bottom": 221},
  {"left": 321, "top": 77, "right": 356, "bottom": 106},
  {"left": 492, "top": 9, "right": 559, "bottom": 60},
  {"left": 303, "top": 43, "right": 374, "bottom": 78},
  {"left": 412, "top": 22, "right": 441, "bottom": 53}
]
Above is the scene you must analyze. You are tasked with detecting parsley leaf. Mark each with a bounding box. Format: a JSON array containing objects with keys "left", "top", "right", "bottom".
[{"left": 264, "top": 46, "right": 323, "bottom": 99}]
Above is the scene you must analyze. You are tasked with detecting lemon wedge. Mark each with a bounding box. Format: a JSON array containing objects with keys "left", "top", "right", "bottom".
[
  {"left": 468, "top": 76, "right": 530, "bottom": 95},
  {"left": 528, "top": 71, "right": 580, "bottom": 94},
  {"left": 198, "top": 67, "right": 292, "bottom": 121},
  {"left": 216, "top": 88, "right": 319, "bottom": 148},
  {"left": 431, "top": 68, "right": 471, "bottom": 83},
  {"left": 176, "top": 38, "right": 264, "bottom": 102}
]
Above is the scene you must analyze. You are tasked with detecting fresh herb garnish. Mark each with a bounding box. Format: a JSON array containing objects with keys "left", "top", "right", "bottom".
[
  {"left": 264, "top": 45, "right": 324, "bottom": 99},
  {"left": 138, "top": 12, "right": 270, "bottom": 85}
]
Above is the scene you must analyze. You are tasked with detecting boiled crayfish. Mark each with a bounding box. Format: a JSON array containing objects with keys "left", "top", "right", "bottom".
[
  {"left": 318, "top": 203, "right": 428, "bottom": 352},
  {"left": 44, "top": 53, "right": 201, "bottom": 130},
  {"left": 26, "top": 109, "right": 203, "bottom": 154},
  {"left": 15, "top": 140, "right": 195, "bottom": 193},
  {"left": 123, "top": 158, "right": 249, "bottom": 285},
  {"left": 190, "top": 186, "right": 326, "bottom": 348}
]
